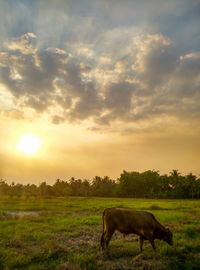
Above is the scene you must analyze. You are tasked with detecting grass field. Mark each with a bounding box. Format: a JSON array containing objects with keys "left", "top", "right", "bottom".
[{"left": 0, "top": 196, "right": 200, "bottom": 270}]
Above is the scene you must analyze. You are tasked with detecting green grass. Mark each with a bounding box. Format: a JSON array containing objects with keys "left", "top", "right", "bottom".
[{"left": 0, "top": 196, "right": 200, "bottom": 269}]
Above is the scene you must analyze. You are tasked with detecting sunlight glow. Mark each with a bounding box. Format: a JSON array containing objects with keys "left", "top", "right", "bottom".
[{"left": 17, "top": 134, "right": 42, "bottom": 155}]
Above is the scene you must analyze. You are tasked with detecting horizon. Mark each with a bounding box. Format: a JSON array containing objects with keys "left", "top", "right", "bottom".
[
  {"left": 2, "top": 169, "right": 199, "bottom": 186},
  {"left": 0, "top": 0, "right": 200, "bottom": 184}
]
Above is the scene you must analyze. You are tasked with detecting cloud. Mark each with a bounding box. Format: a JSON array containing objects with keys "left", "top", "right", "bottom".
[
  {"left": 0, "top": 30, "right": 199, "bottom": 132},
  {"left": 0, "top": 33, "right": 104, "bottom": 123},
  {"left": 6, "top": 32, "right": 37, "bottom": 55},
  {"left": 69, "top": 82, "right": 103, "bottom": 122},
  {"left": 132, "top": 34, "right": 178, "bottom": 87},
  {"left": 177, "top": 52, "right": 200, "bottom": 80},
  {"left": 95, "top": 81, "right": 135, "bottom": 125}
]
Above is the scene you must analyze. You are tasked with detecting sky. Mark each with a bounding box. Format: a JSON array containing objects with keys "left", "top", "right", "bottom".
[{"left": 0, "top": 0, "right": 200, "bottom": 184}]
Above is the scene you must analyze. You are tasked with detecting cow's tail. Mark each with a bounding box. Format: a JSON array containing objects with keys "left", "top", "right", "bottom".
[{"left": 100, "top": 209, "right": 106, "bottom": 250}]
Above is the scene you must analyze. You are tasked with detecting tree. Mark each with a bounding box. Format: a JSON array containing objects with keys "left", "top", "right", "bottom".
[
  {"left": 24, "top": 184, "right": 38, "bottom": 196},
  {"left": 186, "top": 173, "right": 198, "bottom": 199},
  {"left": 53, "top": 179, "right": 71, "bottom": 196},
  {"left": 117, "top": 171, "right": 145, "bottom": 197},
  {"left": 0, "top": 180, "right": 10, "bottom": 196},
  {"left": 91, "top": 176, "right": 116, "bottom": 197},
  {"left": 39, "top": 182, "right": 54, "bottom": 196},
  {"left": 141, "top": 170, "right": 160, "bottom": 198}
]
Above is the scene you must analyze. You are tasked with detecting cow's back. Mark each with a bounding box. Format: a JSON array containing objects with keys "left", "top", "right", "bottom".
[{"left": 104, "top": 208, "right": 157, "bottom": 235}]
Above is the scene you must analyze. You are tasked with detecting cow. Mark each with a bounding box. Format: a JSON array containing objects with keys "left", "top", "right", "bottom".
[{"left": 100, "top": 208, "right": 173, "bottom": 251}]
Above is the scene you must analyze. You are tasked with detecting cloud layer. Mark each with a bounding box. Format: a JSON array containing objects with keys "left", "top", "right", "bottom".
[{"left": 0, "top": 0, "right": 200, "bottom": 133}]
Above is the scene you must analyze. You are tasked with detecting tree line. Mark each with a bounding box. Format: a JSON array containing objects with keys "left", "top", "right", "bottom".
[{"left": 0, "top": 170, "right": 200, "bottom": 199}]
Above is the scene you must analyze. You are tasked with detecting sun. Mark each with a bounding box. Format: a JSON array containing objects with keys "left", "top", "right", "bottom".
[{"left": 17, "top": 134, "right": 42, "bottom": 155}]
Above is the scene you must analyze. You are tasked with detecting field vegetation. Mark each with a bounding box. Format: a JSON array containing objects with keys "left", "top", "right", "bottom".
[{"left": 0, "top": 196, "right": 200, "bottom": 269}]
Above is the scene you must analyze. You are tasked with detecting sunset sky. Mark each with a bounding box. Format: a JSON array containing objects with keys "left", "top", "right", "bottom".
[{"left": 0, "top": 0, "right": 200, "bottom": 184}]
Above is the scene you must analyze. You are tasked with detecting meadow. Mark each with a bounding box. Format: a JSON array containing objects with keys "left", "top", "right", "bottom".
[{"left": 0, "top": 196, "right": 200, "bottom": 270}]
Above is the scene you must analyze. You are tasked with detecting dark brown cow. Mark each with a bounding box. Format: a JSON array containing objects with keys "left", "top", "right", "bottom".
[{"left": 100, "top": 208, "right": 173, "bottom": 251}]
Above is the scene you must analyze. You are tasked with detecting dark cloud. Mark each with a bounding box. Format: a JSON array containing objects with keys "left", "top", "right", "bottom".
[
  {"left": 140, "top": 41, "right": 178, "bottom": 87},
  {"left": 95, "top": 81, "right": 136, "bottom": 124},
  {"left": 0, "top": 66, "right": 24, "bottom": 97},
  {"left": 69, "top": 82, "right": 103, "bottom": 121},
  {"left": 105, "top": 82, "right": 134, "bottom": 112},
  {"left": 25, "top": 95, "right": 51, "bottom": 112}
]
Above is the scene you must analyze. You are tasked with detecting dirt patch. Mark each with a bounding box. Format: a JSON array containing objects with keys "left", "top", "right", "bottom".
[
  {"left": 56, "top": 226, "right": 138, "bottom": 252},
  {"left": 132, "top": 254, "right": 165, "bottom": 270},
  {"left": 55, "top": 227, "right": 143, "bottom": 269},
  {"left": 97, "top": 250, "right": 164, "bottom": 270},
  {"left": 97, "top": 253, "right": 135, "bottom": 270}
]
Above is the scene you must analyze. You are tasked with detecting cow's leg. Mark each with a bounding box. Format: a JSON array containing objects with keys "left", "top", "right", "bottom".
[
  {"left": 149, "top": 238, "right": 156, "bottom": 250},
  {"left": 105, "top": 229, "right": 114, "bottom": 249},
  {"left": 100, "top": 231, "right": 106, "bottom": 250},
  {"left": 139, "top": 235, "right": 144, "bottom": 252},
  {"left": 146, "top": 231, "right": 156, "bottom": 251}
]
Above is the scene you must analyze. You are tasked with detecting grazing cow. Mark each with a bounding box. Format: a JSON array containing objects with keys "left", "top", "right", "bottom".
[{"left": 100, "top": 208, "right": 173, "bottom": 251}]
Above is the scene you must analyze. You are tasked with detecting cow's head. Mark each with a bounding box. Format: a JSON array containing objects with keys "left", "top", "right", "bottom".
[{"left": 163, "top": 227, "right": 173, "bottom": 246}]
